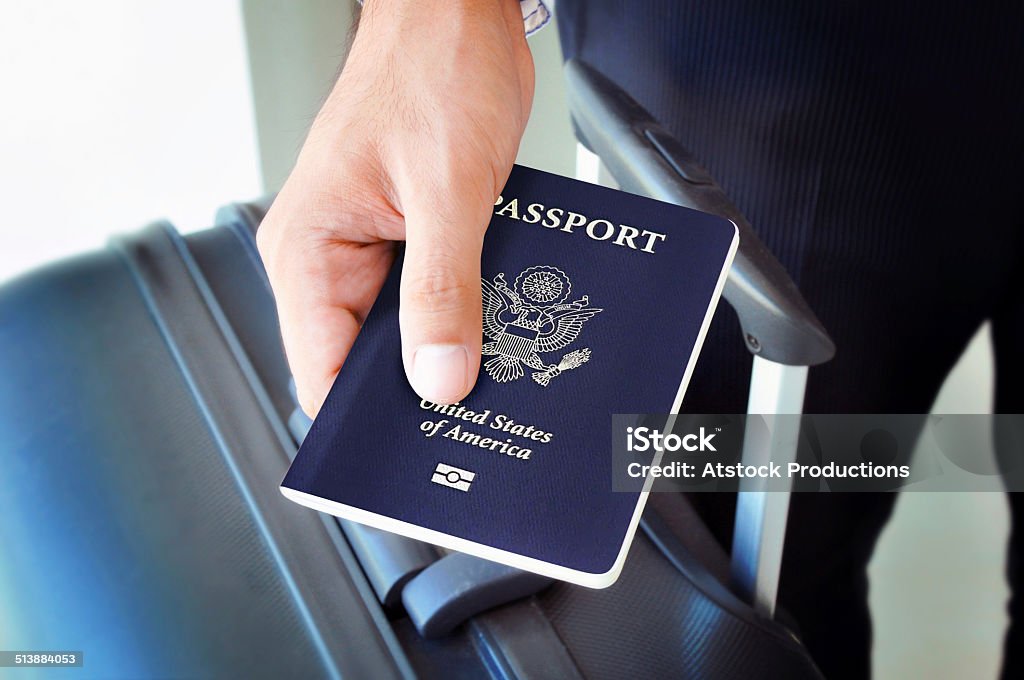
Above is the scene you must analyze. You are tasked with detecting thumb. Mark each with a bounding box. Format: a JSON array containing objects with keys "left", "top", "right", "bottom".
[{"left": 399, "top": 188, "right": 489, "bottom": 405}]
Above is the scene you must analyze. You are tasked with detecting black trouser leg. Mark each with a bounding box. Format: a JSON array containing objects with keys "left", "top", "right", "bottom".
[
  {"left": 993, "top": 264, "right": 1024, "bottom": 680},
  {"left": 778, "top": 494, "right": 897, "bottom": 680}
]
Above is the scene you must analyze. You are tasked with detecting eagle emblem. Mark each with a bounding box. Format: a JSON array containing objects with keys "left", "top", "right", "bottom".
[{"left": 481, "top": 265, "right": 602, "bottom": 387}]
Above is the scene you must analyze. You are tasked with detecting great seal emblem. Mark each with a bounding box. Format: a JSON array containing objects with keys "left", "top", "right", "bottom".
[{"left": 480, "top": 266, "right": 602, "bottom": 387}]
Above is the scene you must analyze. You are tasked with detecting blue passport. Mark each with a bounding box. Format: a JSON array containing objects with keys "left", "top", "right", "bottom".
[{"left": 281, "top": 165, "right": 738, "bottom": 588}]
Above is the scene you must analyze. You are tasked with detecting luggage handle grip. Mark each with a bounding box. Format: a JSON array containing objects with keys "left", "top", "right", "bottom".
[{"left": 564, "top": 59, "right": 835, "bottom": 367}]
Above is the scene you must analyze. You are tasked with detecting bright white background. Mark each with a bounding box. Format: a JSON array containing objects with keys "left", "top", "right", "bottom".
[
  {"left": 0, "top": 3, "right": 1009, "bottom": 678},
  {"left": 0, "top": 1, "right": 262, "bottom": 283}
]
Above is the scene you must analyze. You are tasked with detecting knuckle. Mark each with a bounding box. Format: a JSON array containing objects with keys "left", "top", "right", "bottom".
[
  {"left": 299, "top": 396, "right": 320, "bottom": 419},
  {"left": 255, "top": 222, "right": 275, "bottom": 262},
  {"left": 255, "top": 206, "right": 294, "bottom": 277},
  {"left": 295, "top": 382, "right": 324, "bottom": 419},
  {"left": 255, "top": 224, "right": 284, "bottom": 284},
  {"left": 406, "top": 268, "right": 476, "bottom": 316}
]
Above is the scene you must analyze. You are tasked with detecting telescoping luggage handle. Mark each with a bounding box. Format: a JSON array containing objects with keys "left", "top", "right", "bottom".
[{"left": 564, "top": 59, "right": 836, "bottom": 617}]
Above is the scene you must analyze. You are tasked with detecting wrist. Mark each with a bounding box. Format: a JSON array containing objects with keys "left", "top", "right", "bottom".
[{"left": 362, "top": 0, "right": 525, "bottom": 37}]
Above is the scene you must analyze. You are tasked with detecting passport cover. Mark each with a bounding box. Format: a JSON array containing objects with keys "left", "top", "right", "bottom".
[{"left": 281, "top": 164, "right": 738, "bottom": 588}]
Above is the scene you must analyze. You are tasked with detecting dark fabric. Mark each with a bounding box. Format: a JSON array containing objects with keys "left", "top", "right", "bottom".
[
  {"left": 557, "top": 1, "right": 1024, "bottom": 678},
  {"left": 993, "top": 264, "right": 1024, "bottom": 680}
]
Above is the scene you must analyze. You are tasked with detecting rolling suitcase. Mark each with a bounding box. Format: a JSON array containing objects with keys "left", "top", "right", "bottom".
[{"left": 0, "top": 60, "right": 831, "bottom": 678}]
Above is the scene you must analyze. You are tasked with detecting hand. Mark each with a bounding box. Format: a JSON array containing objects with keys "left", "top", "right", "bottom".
[{"left": 257, "top": 0, "right": 534, "bottom": 416}]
